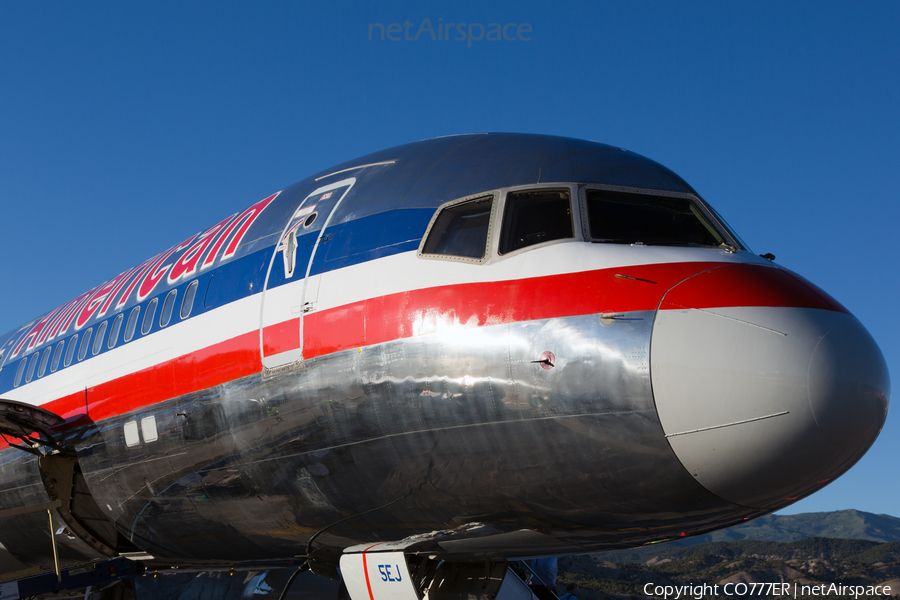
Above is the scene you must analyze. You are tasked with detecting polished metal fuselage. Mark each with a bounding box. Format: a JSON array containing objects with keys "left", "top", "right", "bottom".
[
  {"left": 0, "top": 134, "right": 888, "bottom": 576},
  {"left": 5, "top": 308, "right": 746, "bottom": 569}
]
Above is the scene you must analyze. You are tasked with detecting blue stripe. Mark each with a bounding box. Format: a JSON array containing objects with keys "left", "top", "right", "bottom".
[
  {"left": 0, "top": 207, "right": 432, "bottom": 393},
  {"left": 314, "top": 208, "right": 432, "bottom": 275}
]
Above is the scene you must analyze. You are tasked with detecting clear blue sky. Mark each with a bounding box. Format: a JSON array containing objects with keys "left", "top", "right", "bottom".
[{"left": 1, "top": 2, "right": 897, "bottom": 517}]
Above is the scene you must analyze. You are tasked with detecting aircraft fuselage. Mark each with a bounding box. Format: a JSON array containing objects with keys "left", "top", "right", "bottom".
[{"left": 0, "top": 134, "right": 889, "bottom": 577}]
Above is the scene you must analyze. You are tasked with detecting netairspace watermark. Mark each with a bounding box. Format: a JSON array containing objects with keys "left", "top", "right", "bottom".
[
  {"left": 368, "top": 18, "right": 532, "bottom": 48},
  {"left": 643, "top": 582, "right": 893, "bottom": 599}
]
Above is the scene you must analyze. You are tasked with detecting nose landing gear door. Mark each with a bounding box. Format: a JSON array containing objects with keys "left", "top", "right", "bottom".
[{"left": 260, "top": 178, "right": 355, "bottom": 370}]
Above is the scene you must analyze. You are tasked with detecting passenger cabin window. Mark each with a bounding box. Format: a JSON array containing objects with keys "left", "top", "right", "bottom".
[
  {"left": 25, "top": 353, "right": 38, "bottom": 383},
  {"left": 181, "top": 280, "right": 198, "bottom": 319},
  {"left": 421, "top": 196, "right": 494, "bottom": 262},
  {"left": 142, "top": 298, "right": 158, "bottom": 335},
  {"left": 14, "top": 358, "right": 26, "bottom": 387},
  {"left": 124, "top": 307, "right": 140, "bottom": 342},
  {"left": 160, "top": 290, "right": 177, "bottom": 328},
  {"left": 64, "top": 334, "right": 78, "bottom": 367},
  {"left": 38, "top": 347, "right": 52, "bottom": 377},
  {"left": 78, "top": 328, "right": 93, "bottom": 361},
  {"left": 109, "top": 313, "right": 124, "bottom": 349},
  {"left": 585, "top": 190, "right": 724, "bottom": 247},
  {"left": 51, "top": 341, "right": 64, "bottom": 372},
  {"left": 93, "top": 321, "right": 108, "bottom": 355},
  {"left": 499, "top": 189, "right": 573, "bottom": 254}
]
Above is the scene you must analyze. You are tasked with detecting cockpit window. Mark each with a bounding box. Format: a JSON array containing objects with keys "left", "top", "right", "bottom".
[
  {"left": 585, "top": 189, "right": 724, "bottom": 247},
  {"left": 421, "top": 195, "right": 494, "bottom": 261},
  {"left": 499, "top": 189, "right": 573, "bottom": 254}
]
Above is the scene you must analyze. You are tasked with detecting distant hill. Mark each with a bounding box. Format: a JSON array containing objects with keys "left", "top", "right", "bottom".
[
  {"left": 559, "top": 538, "right": 900, "bottom": 599},
  {"left": 557, "top": 511, "right": 900, "bottom": 599},
  {"left": 593, "top": 510, "right": 900, "bottom": 564},
  {"left": 700, "top": 510, "right": 900, "bottom": 544}
]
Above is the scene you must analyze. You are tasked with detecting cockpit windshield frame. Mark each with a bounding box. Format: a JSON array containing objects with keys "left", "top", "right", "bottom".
[
  {"left": 577, "top": 185, "right": 746, "bottom": 251},
  {"left": 418, "top": 183, "right": 746, "bottom": 266},
  {"left": 493, "top": 183, "right": 581, "bottom": 259},
  {"left": 419, "top": 184, "right": 585, "bottom": 265},
  {"left": 418, "top": 191, "right": 500, "bottom": 264}
]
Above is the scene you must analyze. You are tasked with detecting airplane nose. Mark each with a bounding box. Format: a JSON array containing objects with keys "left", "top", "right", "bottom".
[
  {"left": 807, "top": 321, "right": 889, "bottom": 448},
  {"left": 650, "top": 264, "right": 890, "bottom": 510}
]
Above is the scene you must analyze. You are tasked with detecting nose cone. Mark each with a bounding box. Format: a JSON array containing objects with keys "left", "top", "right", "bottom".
[
  {"left": 651, "top": 264, "right": 889, "bottom": 510},
  {"left": 808, "top": 321, "right": 889, "bottom": 448}
]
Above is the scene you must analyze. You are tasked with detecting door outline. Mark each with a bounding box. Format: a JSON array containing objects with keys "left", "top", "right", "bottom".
[{"left": 260, "top": 177, "right": 356, "bottom": 369}]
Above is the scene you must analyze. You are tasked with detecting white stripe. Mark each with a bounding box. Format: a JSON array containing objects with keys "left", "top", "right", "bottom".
[
  {"left": 4, "top": 294, "right": 261, "bottom": 407},
  {"left": 316, "top": 243, "right": 755, "bottom": 314},
  {"left": 5, "top": 243, "right": 757, "bottom": 408}
]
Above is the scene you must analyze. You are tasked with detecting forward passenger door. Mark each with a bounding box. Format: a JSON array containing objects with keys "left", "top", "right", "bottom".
[{"left": 259, "top": 178, "right": 355, "bottom": 369}]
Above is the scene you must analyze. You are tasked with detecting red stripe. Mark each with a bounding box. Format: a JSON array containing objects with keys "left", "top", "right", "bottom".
[
  {"left": 5, "top": 261, "right": 847, "bottom": 445},
  {"left": 361, "top": 543, "right": 384, "bottom": 600},
  {"left": 262, "top": 318, "right": 300, "bottom": 357},
  {"left": 659, "top": 264, "right": 849, "bottom": 314},
  {"left": 38, "top": 330, "right": 262, "bottom": 425},
  {"left": 362, "top": 553, "right": 375, "bottom": 600},
  {"left": 302, "top": 261, "right": 718, "bottom": 359}
]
